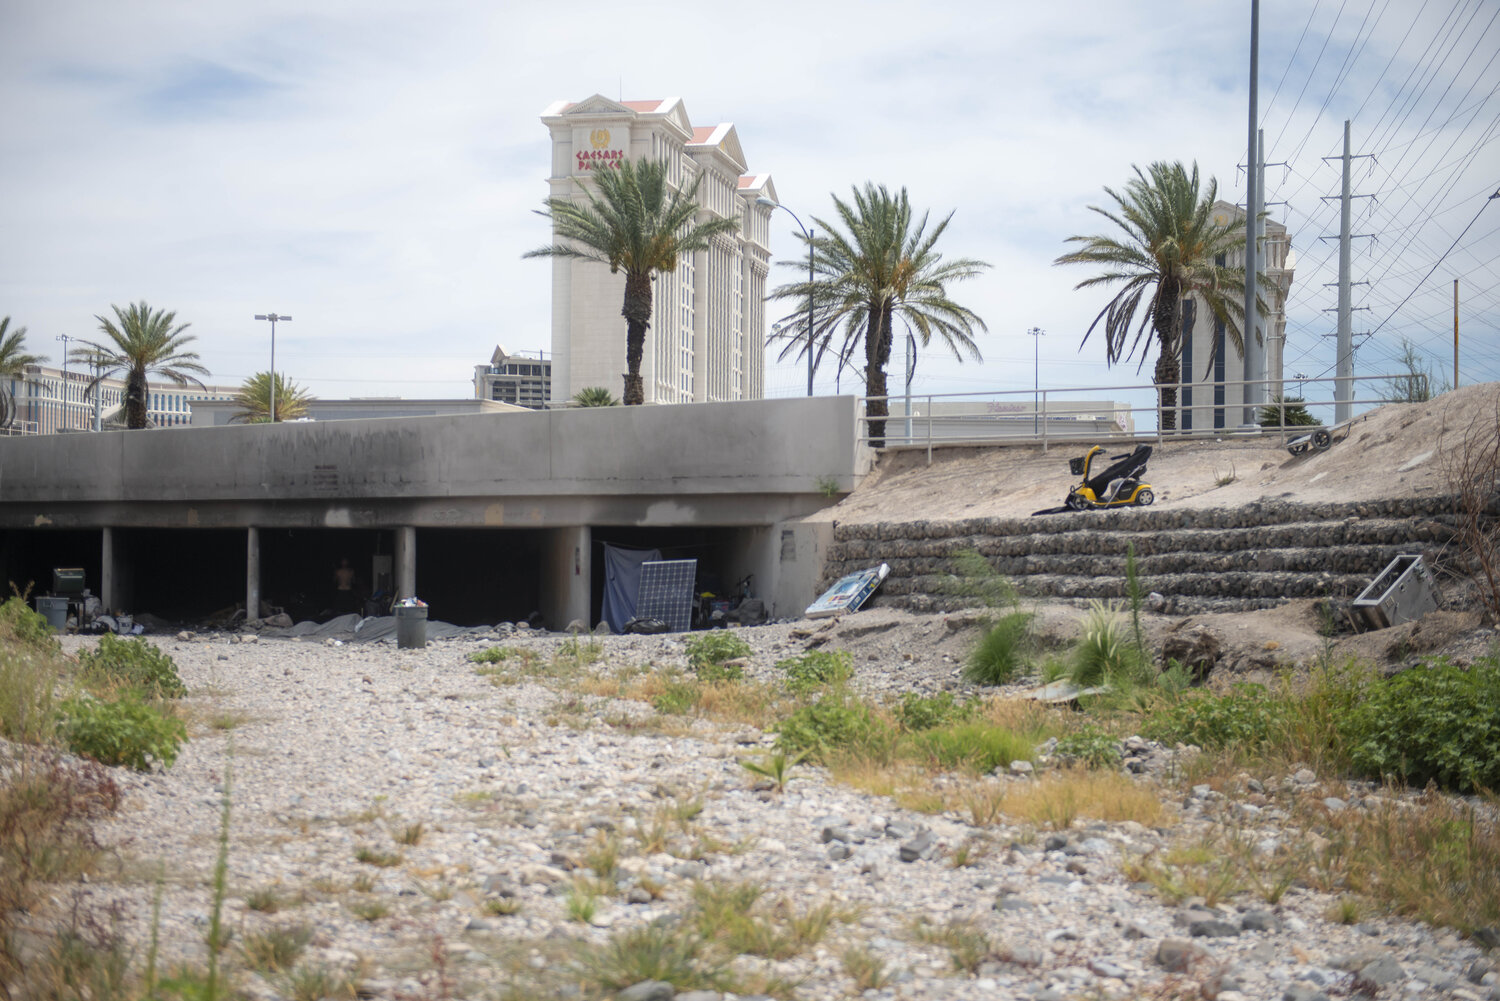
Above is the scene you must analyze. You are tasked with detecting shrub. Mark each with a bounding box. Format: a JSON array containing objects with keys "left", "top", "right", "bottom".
[
  {"left": 1070, "top": 601, "right": 1149, "bottom": 687},
  {"left": 0, "top": 644, "right": 62, "bottom": 745},
  {"left": 1055, "top": 725, "right": 1122, "bottom": 768},
  {"left": 1141, "top": 683, "right": 1285, "bottom": 750},
  {"left": 778, "top": 650, "right": 853, "bottom": 693},
  {"left": 241, "top": 923, "right": 313, "bottom": 973},
  {"left": 894, "top": 691, "right": 978, "bottom": 732},
  {"left": 77, "top": 634, "right": 186, "bottom": 698},
  {"left": 776, "top": 692, "right": 887, "bottom": 763},
  {"left": 59, "top": 692, "right": 187, "bottom": 770},
  {"left": 904, "top": 722, "right": 1033, "bottom": 773},
  {"left": 963, "top": 610, "right": 1035, "bottom": 685},
  {"left": 585, "top": 920, "right": 727, "bottom": 995},
  {"left": 0, "top": 594, "right": 61, "bottom": 654},
  {"left": 686, "top": 631, "right": 752, "bottom": 680},
  {"left": 0, "top": 756, "right": 120, "bottom": 915},
  {"left": 1343, "top": 659, "right": 1500, "bottom": 793}
]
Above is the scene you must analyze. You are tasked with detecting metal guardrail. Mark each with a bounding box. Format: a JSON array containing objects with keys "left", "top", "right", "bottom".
[{"left": 859, "top": 373, "right": 1417, "bottom": 462}]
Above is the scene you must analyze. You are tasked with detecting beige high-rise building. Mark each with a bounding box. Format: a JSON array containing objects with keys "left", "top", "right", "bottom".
[
  {"left": 539, "top": 96, "right": 774, "bottom": 404},
  {"left": 1176, "top": 201, "right": 1295, "bottom": 431}
]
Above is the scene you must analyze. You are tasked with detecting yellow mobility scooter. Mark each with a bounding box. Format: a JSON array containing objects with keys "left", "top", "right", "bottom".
[{"left": 1063, "top": 444, "right": 1155, "bottom": 510}]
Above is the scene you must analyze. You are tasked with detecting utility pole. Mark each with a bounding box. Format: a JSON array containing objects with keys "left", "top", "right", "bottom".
[
  {"left": 1453, "top": 279, "right": 1460, "bottom": 389},
  {"left": 1241, "top": 0, "right": 1260, "bottom": 427},
  {"left": 1335, "top": 121, "right": 1353, "bottom": 423},
  {"left": 1028, "top": 327, "right": 1045, "bottom": 434},
  {"left": 1254, "top": 127, "right": 1268, "bottom": 407},
  {"left": 254, "top": 313, "right": 292, "bottom": 422},
  {"left": 1320, "top": 121, "right": 1373, "bottom": 422}
]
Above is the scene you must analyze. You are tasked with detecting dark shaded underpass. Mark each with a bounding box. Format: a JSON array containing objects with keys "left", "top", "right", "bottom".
[{"left": 3, "top": 525, "right": 759, "bottom": 629}]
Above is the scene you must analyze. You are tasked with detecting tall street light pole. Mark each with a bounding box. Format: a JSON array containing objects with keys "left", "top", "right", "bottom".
[
  {"left": 55, "top": 334, "right": 72, "bottom": 431},
  {"left": 254, "top": 313, "right": 291, "bottom": 422},
  {"left": 756, "top": 197, "right": 815, "bottom": 396},
  {"left": 1027, "top": 327, "right": 1045, "bottom": 435}
]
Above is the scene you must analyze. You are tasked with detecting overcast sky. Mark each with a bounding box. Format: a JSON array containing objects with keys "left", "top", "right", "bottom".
[{"left": 2, "top": 0, "right": 1496, "bottom": 412}]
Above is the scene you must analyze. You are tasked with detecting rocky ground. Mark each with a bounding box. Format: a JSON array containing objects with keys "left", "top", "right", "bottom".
[{"left": 49, "top": 610, "right": 1499, "bottom": 1001}]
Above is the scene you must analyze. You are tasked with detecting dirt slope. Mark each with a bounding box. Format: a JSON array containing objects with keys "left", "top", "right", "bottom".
[{"left": 827, "top": 382, "right": 1499, "bottom": 525}]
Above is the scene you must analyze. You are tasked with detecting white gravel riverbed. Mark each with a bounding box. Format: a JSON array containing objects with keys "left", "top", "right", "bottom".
[{"left": 48, "top": 622, "right": 1496, "bottom": 1001}]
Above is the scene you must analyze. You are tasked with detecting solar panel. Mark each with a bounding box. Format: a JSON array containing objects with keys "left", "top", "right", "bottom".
[{"left": 636, "top": 559, "right": 697, "bottom": 632}]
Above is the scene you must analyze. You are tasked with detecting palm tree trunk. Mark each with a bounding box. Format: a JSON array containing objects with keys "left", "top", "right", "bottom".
[
  {"left": 865, "top": 303, "right": 893, "bottom": 447},
  {"left": 1154, "top": 351, "right": 1181, "bottom": 432},
  {"left": 1152, "top": 284, "right": 1183, "bottom": 432},
  {"left": 126, "top": 370, "right": 149, "bottom": 429},
  {"left": 620, "top": 272, "right": 653, "bottom": 406}
]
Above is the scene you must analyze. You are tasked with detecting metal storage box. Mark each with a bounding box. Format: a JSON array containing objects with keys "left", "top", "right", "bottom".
[
  {"left": 53, "top": 567, "right": 85, "bottom": 595},
  {"left": 1352, "top": 554, "right": 1438, "bottom": 630}
]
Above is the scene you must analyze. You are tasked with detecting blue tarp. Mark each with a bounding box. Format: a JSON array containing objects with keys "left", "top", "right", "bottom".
[{"left": 601, "top": 543, "right": 662, "bottom": 633}]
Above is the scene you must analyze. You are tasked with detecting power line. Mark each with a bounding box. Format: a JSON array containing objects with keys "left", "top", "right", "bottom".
[{"left": 1364, "top": 185, "right": 1500, "bottom": 341}]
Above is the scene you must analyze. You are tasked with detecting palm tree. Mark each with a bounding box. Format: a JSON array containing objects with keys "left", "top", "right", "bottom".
[
  {"left": 1053, "top": 161, "right": 1257, "bottom": 431},
  {"left": 524, "top": 157, "right": 740, "bottom": 405},
  {"left": 767, "top": 184, "right": 990, "bottom": 447},
  {"left": 70, "top": 302, "right": 209, "bottom": 429},
  {"left": 231, "top": 371, "right": 313, "bottom": 423},
  {"left": 0, "top": 317, "right": 46, "bottom": 430},
  {"left": 570, "top": 386, "right": 619, "bottom": 407}
]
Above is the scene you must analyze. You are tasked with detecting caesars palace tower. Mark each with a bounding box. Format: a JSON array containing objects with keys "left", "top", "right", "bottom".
[{"left": 539, "top": 96, "right": 775, "bottom": 404}]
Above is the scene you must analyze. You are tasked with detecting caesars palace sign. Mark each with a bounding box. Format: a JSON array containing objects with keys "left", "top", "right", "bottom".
[{"left": 576, "top": 128, "right": 624, "bottom": 172}]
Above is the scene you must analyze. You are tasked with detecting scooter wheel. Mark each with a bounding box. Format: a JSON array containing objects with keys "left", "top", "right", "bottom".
[
  {"left": 1066, "top": 493, "right": 1089, "bottom": 511},
  {"left": 1312, "top": 429, "right": 1332, "bottom": 450},
  {"left": 1135, "top": 488, "right": 1154, "bottom": 507}
]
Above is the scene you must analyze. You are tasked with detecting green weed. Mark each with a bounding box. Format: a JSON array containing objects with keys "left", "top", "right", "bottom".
[
  {"left": 58, "top": 691, "right": 187, "bottom": 770},
  {"left": 894, "top": 691, "right": 979, "bottom": 731},
  {"left": 685, "top": 632, "right": 751, "bottom": 681},
  {"left": 739, "top": 750, "right": 806, "bottom": 792},
  {"left": 964, "top": 610, "right": 1035, "bottom": 685},
  {"left": 77, "top": 634, "right": 187, "bottom": 698},
  {"left": 779, "top": 649, "right": 853, "bottom": 693}
]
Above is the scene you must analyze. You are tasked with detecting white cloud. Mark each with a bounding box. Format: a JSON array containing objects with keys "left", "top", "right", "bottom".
[{"left": 1, "top": 0, "right": 1495, "bottom": 405}]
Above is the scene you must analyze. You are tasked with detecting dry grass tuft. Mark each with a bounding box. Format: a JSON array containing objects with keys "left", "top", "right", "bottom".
[{"left": 1001, "top": 769, "right": 1172, "bottom": 828}]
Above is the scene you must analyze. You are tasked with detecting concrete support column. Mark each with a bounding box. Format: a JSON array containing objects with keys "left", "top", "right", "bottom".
[
  {"left": 395, "top": 526, "right": 416, "bottom": 600},
  {"left": 101, "top": 526, "right": 117, "bottom": 613},
  {"left": 246, "top": 526, "right": 261, "bottom": 620},
  {"left": 541, "top": 526, "right": 590, "bottom": 631}
]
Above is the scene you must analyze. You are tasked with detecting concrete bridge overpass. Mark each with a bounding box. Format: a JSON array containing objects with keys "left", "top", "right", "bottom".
[{"left": 0, "top": 397, "right": 867, "bottom": 627}]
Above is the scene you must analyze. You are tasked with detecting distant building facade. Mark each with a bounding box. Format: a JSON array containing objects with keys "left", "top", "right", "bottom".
[
  {"left": 539, "top": 95, "right": 774, "bottom": 405},
  {"left": 190, "top": 397, "right": 522, "bottom": 427},
  {"left": 886, "top": 398, "right": 1136, "bottom": 442},
  {"left": 2, "top": 364, "right": 236, "bottom": 434},
  {"left": 1176, "top": 202, "right": 1295, "bottom": 431},
  {"left": 473, "top": 346, "right": 552, "bottom": 410}
]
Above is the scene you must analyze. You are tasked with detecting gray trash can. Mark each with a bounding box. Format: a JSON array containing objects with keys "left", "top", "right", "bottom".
[
  {"left": 35, "top": 596, "right": 69, "bottom": 632},
  {"left": 395, "top": 604, "right": 428, "bottom": 649}
]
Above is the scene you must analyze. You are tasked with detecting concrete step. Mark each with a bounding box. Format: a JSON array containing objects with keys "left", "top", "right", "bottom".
[
  {"left": 832, "top": 543, "right": 1413, "bottom": 581},
  {"left": 827, "top": 517, "right": 1451, "bottom": 562},
  {"left": 886, "top": 570, "right": 1375, "bottom": 601},
  {"left": 819, "top": 496, "right": 1458, "bottom": 611}
]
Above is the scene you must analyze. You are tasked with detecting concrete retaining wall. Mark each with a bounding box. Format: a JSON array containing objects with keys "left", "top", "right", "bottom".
[{"left": 822, "top": 496, "right": 1459, "bottom": 613}]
